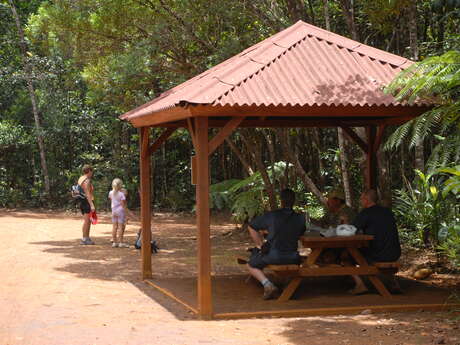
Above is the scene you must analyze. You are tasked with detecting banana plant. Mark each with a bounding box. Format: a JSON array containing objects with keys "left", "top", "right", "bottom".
[{"left": 437, "top": 165, "right": 460, "bottom": 196}]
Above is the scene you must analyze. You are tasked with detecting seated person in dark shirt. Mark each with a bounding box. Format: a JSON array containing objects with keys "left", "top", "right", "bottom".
[
  {"left": 247, "top": 189, "right": 307, "bottom": 300},
  {"left": 350, "top": 189, "right": 401, "bottom": 294}
]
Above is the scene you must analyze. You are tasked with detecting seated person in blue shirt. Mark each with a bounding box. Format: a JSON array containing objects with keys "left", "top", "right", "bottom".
[
  {"left": 247, "top": 189, "right": 307, "bottom": 300},
  {"left": 350, "top": 189, "right": 401, "bottom": 295}
]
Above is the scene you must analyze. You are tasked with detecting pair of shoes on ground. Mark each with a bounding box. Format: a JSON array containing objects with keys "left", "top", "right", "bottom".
[
  {"left": 263, "top": 282, "right": 279, "bottom": 300},
  {"left": 80, "top": 238, "right": 95, "bottom": 245},
  {"left": 112, "top": 242, "right": 129, "bottom": 248}
]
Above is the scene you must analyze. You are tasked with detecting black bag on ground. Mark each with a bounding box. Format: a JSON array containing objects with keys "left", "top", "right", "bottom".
[{"left": 134, "top": 230, "right": 159, "bottom": 253}]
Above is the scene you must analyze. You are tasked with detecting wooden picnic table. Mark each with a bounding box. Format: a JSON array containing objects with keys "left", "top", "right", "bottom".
[{"left": 270, "top": 234, "right": 393, "bottom": 301}]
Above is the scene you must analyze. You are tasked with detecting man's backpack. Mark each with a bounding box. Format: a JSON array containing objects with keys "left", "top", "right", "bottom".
[{"left": 71, "top": 183, "right": 86, "bottom": 200}]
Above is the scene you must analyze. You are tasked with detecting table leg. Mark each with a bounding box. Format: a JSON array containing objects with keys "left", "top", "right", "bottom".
[
  {"left": 278, "top": 277, "right": 302, "bottom": 302},
  {"left": 276, "top": 248, "right": 321, "bottom": 302},
  {"left": 368, "top": 276, "right": 392, "bottom": 297},
  {"left": 347, "top": 247, "right": 392, "bottom": 298},
  {"left": 306, "top": 248, "right": 322, "bottom": 266}
]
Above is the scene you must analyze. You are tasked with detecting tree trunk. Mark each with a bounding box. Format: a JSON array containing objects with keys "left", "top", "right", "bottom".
[
  {"left": 284, "top": 0, "right": 309, "bottom": 22},
  {"left": 339, "top": 0, "right": 359, "bottom": 40},
  {"left": 264, "top": 129, "right": 278, "bottom": 190},
  {"left": 225, "top": 137, "right": 254, "bottom": 177},
  {"left": 415, "top": 138, "right": 425, "bottom": 171},
  {"left": 277, "top": 129, "right": 327, "bottom": 206},
  {"left": 323, "top": 0, "right": 331, "bottom": 30},
  {"left": 310, "top": 128, "right": 326, "bottom": 188},
  {"left": 9, "top": 0, "right": 51, "bottom": 197},
  {"left": 306, "top": 0, "right": 316, "bottom": 25},
  {"left": 408, "top": 0, "right": 419, "bottom": 60},
  {"left": 377, "top": 149, "right": 392, "bottom": 208},
  {"left": 219, "top": 143, "right": 227, "bottom": 181},
  {"left": 337, "top": 128, "right": 352, "bottom": 207},
  {"left": 240, "top": 130, "right": 277, "bottom": 210}
]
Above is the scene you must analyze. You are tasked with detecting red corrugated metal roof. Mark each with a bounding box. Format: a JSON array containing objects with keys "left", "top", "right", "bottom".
[{"left": 121, "top": 21, "right": 416, "bottom": 122}]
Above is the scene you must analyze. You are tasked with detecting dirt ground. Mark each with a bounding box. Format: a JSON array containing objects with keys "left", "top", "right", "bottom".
[{"left": 1, "top": 208, "right": 459, "bottom": 345}]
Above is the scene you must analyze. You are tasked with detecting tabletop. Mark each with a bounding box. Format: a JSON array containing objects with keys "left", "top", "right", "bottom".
[{"left": 301, "top": 234, "right": 374, "bottom": 248}]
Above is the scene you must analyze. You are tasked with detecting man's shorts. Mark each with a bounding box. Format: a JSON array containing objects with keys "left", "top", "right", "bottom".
[
  {"left": 79, "top": 198, "right": 91, "bottom": 215},
  {"left": 248, "top": 249, "right": 301, "bottom": 269}
]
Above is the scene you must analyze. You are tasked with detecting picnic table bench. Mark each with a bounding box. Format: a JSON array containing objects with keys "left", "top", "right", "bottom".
[{"left": 243, "top": 235, "right": 399, "bottom": 301}]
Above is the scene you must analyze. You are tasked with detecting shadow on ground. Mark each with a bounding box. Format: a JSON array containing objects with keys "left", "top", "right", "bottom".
[{"left": 30, "top": 227, "right": 456, "bottom": 322}]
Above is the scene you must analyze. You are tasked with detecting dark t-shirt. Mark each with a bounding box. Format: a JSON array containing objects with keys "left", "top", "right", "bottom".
[
  {"left": 249, "top": 208, "right": 306, "bottom": 253},
  {"left": 353, "top": 205, "right": 401, "bottom": 262}
]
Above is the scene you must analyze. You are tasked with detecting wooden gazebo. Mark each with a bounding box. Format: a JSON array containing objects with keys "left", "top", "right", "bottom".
[{"left": 121, "top": 21, "right": 428, "bottom": 319}]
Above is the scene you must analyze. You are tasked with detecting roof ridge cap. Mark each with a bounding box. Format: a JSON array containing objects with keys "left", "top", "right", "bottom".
[
  {"left": 212, "top": 22, "right": 313, "bottom": 102},
  {"left": 295, "top": 20, "right": 411, "bottom": 67}
]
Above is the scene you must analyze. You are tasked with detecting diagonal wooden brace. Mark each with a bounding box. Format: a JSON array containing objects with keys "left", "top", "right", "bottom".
[
  {"left": 208, "top": 117, "right": 245, "bottom": 156},
  {"left": 148, "top": 127, "right": 176, "bottom": 156},
  {"left": 340, "top": 126, "right": 368, "bottom": 153}
]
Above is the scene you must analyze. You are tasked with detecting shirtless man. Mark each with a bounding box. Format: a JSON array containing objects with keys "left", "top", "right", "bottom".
[{"left": 78, "top": 164, "right": 96, "bottom": 245}]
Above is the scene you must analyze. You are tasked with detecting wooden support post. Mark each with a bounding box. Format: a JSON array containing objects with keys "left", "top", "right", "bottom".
[
  {"left": 195, "top": 117, "right": 213, "bottom": 319},
  {"left": 374, "top": 125, "right": 386, "bottom": 153},
  {"left": 140, "top": 127, "right": 152, "bottom": 279},
  {"left": 366, "top": 126, "right": 377, "bottom": 190}
]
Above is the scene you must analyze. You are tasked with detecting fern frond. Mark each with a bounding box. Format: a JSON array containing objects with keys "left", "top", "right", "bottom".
[{"left": 384, "top": 121, "right": 412, "bottom": 150}]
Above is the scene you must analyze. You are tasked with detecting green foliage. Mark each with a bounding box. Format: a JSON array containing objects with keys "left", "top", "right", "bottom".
[
  {"left": 1, "top": 0, "right": 459, "bottom": 214},
  {"left": 210, "top": 162, "right": 290, "bottom": 223},
  {"left": 438, "top": 224, "right": 460, "bottom": 267},
  {"left": 0, "top": 121, "right": 30, "bottom": 148},
  {"left": 210, "top": 161, "right": 325, "bottom": 224},
  {"left": 438, "top": 165, "right": 460, "bottom": 196},
  {"left": 210, "top": 171, "right": 270, "bottom": 224},
  {"left": 387, "top": 51, "right": 460, "bottom": 106},
  {"left": 394, "top": 170, "right": 459, "bottom": 246},
  {"left": 385, "top": 51, "right": 460, "bottom": 169},
  {"left": 209, "top": 179, "right": 242, "bottom": 211},
  {"left": 294, "top": 192, "right": 325, "bottom": 221}
]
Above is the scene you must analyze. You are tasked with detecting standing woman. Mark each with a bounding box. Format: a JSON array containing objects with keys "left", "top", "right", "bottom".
[{"left": 78, "top": 164, "right": 95, "bottom": 245}]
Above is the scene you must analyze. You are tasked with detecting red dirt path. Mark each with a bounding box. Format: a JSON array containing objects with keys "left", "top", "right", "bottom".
[{"left": 1, "top": 209, "right": 459, "bottom": 345}]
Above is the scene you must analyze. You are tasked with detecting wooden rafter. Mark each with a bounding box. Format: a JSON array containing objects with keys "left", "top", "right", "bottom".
[{"left": 208, "top": 117, "right": 245, "bottom": 156}]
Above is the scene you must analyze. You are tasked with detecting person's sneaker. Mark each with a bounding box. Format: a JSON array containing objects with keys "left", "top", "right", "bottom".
[
  {"left": 118, "top": 243, "right": 129, "bottom": 248},
  {"left": 112, "top": 242, "right": 119, "bottom": 248},
  {"left": 263, "top": 282, "right": 278, "bottom": 300},
  {"left": 80, "top": 238, "right": 95, "bottom": 245}
]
